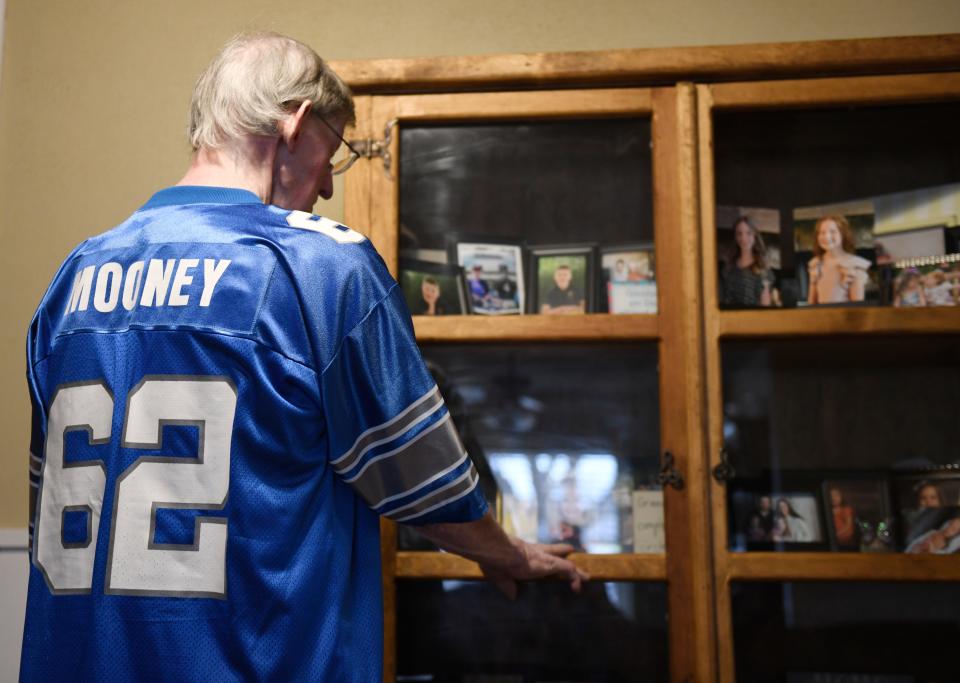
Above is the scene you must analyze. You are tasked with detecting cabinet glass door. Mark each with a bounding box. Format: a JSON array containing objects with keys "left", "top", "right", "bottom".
[
  {"left": 698, "top": 74, "right": 960, "bottom": 683},
  {"left": 345, "top": 85, "right": 711, "bottom": 682}
]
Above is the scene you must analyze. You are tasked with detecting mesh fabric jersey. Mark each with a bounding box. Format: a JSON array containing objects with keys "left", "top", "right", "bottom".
[{"left": 21, "top": 187, "right": 487, "bottom": 682}]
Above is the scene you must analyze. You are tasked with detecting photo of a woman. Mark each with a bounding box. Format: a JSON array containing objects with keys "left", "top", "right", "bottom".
[
  {"left": 719, "top": 217, "right": 775, "bottom": 307},
  {"left": 806, "top": 214, "right": 871, "bottom": 304},
  {"left": 772, "top": 497, "right": 814, "bottom": 542}
]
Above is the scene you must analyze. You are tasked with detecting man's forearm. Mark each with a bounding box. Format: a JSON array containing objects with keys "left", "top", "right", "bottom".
[
  {"left": 414, "top": 512, "right": 588, "bottom": 594},
  {"left": 416, "top": 512, "right": 525, "bottom": 571}
]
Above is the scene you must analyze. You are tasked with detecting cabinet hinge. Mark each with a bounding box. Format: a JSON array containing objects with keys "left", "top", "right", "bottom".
[{"left": 349, "top": 118, "right": 398, "bottom": 180}]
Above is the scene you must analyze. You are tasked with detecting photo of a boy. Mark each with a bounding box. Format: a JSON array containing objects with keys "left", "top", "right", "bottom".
[{"left": 541, "top": 263, "right": 585, "bottom": 314}]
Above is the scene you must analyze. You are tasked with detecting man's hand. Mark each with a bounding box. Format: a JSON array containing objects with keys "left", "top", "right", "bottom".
[
  {"left": 479, "top": 537, "right": 588, "bottom": 600},
  {"left": 416, "top": 512, "right": 589, "bottom": 599}
]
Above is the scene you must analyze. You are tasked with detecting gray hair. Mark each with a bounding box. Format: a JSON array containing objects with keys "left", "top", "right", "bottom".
[{"left": 188, "top": 32, "right": 355, "bottom": 151}]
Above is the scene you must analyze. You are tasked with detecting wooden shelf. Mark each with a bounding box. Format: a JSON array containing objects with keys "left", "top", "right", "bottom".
[
  {"left": 413, "top": 313, "right": 659, "bottom": 342},
  {"left": 717, "top": 306, "right": 960, "bottom": 339},
  {"left": 723, "top": 552, "right": 960, "bottom": 582},
  {"left": 396, "top": 551, "right": 667, "bottom": 581},
  {"left": 330, "top": 35, "right": 960, "bottom": 94}
]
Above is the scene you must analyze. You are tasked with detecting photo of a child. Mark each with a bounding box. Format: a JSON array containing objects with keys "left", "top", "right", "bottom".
[
  {"left": 529, "top": 245, "right": 596, "bottom": 315},
  {"left": 891, "top": 255, "right": 960, "bottom": 308},
  {"left": 805, "top": 214, "right": 873, "bottom": 304},
  {"left": 821, "top": 479, "right": 893, "bottom": 552},
  {"left": 893, "top": 270, "right": 927, "bottom": 307},
  {"left": 398, "top": 260, "right": 469, "bottom": 316},
  {"left": 539, "top": 258, "right": 587, "bottom": 314}
]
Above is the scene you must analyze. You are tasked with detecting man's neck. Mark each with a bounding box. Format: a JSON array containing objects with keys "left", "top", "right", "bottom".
[{"left": 177, "top": 137, "right": 277, "bottom": 204}]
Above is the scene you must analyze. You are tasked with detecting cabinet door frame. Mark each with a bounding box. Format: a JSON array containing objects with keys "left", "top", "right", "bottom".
[
  {"left": 696, "top": 72, "right": 960, "bottom": 683},
  {"left": 344, "top": 84, "right": 715, "bottom": 683}
]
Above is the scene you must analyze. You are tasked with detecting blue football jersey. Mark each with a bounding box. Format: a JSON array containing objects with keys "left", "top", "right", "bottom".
[{"left": 21, "top": 186, "right": 487, "bottom": 682}]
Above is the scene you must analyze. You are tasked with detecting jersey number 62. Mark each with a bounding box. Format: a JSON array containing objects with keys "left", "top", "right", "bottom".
[{"left": 34, "top": 377, "right": 236, "bottom": 599}]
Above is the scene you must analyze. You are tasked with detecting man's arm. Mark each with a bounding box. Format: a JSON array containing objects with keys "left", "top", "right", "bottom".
[{"left": 415, "top": 512, "right": 589, "bottom": 599}]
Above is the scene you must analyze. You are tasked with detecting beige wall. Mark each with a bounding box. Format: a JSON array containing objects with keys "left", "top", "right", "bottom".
[{"left": 1, "top": 0, "right": 959, "bottom": 525}]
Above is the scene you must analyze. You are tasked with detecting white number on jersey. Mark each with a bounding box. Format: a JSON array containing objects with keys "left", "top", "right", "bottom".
[
  {"left": 35, "top": 383, "right": 111, "bottom": 593},
  {"left": 285, "top": 211, "right": 366, "bottom": 243},
  {"left": 34, "top": 377, "right": 236, "bottom": 598}
]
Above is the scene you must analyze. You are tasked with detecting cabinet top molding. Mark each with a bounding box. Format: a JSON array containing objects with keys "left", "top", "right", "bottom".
[{"left": 330, "top": 34, "right": 960, "bottom": 93}]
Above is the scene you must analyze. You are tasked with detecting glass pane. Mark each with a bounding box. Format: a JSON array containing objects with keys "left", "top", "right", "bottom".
[
  {"left": 397, "top": 580, "right": 668, "bottom": 683},
  {"left": 722, "top": 336, "right": 960, "bottom": 552},
  {"left": 732, "top": 581, "right": 960, "bottom": 683},
  {"left": 399, "top": 344, "right": 661, "bottom": 553},
  {"left": 398, "top": 119, "right": 655, "bottom": 314},
  {"left": 713, "top": 102, "right": 960, "bottom": 309}
]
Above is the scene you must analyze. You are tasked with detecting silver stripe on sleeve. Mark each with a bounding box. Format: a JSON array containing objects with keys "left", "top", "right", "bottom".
[
  {"left": 347, "top": 415, "right": 468, "bottom": 504},
  {"left": 30, "top": 452, "right": 42, "bottom": 465},
  {"left": 390, "top": 465, "right": 480, "bottom": 523},
  {"left": 331, "top": 385, "right": 443, "bottom": 472},
  {"left": 370, "top": 449, "right": 469, "bottom": 510},
  {"left": 344, "top": 412, "right": 451, "bottom": 483}
]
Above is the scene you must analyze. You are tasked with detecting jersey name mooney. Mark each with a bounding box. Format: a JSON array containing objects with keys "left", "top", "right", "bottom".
[{"left": 65, "top": 258, "right": 232, "bottom": 315}]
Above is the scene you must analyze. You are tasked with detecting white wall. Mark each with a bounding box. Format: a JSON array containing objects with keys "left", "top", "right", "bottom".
[
  {"left": 0, "top": 529, "right": 28, "bottom": 681},
  {"left": 0, "top": 0, "right": 5, "bottom": 88}
]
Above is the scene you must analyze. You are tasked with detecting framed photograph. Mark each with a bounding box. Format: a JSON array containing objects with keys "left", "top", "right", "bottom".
[
  {"left": 398, "top": 259, "right": 469, "bottom": 316},
  {"left": 892, "top": 472, "right": 960, "bottom": 554},
  {"left": 730, "top": 480, "right": 826, "bottom": 551},
  {"left": 599, "top": 243, "right": 657, "bottom": 314},
  {"left": 793, "top": 204, "right": 878, "bottom": 306},
  {"left": 447, "top": 236, "right": 525, "bottom": 315},
  {"left": 821, "top": 478, "right": 894, "bottom": 552},
  {"left": 716, "top": 205, "right": 782, "bottom": 269},
  {"left": 890, "top": 253, "right": 960, "bottom": 308},
  {"left": 528, "top": 244, "right": 596, "bottom": 315}
]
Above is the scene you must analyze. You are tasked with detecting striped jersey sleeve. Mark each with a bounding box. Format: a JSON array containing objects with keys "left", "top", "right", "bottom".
[
  {"left": 320, "top": 286, "right": 488, "bottom": 526},
  {"left": 26, "top": 315, "right": 47, "bottom": 551}
]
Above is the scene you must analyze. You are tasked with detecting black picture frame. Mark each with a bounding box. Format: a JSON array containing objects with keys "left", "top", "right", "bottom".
[
  {"left": 446, "top": 234, "right": 526, "bottom": 316},
  {"left": 891, "top": 470, "right": 960, "bottom": 554},
  {"left": 398, "top": 259, "right": 470, "bottom": 316},
  {"left": 820, "top": 477, "right": 894, "bottom": 553},
  {"left": 728, "top": 474, "right": 828, "bottom": 552},
  {"left": 598, "top": 242, "right": 657, "bottom": 314},
  {"left": 527, "top": 243, "right": 597, "bottom": 315}
]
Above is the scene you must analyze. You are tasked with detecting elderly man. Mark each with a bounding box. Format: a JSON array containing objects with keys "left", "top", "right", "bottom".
[{"left": 21, "top": 32, "right": 585, "bottom": 682}]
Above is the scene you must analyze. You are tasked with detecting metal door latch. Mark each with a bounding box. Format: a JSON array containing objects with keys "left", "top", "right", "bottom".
[
  {"left": 348, "top": 118, "right": 398, "bottom": 179},
  {"left": 658, "top": 451, "right": 685, "bottom": 490}
]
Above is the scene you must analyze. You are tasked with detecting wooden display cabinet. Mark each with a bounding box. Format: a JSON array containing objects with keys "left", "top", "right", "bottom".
[
  {"left": 333, "top": 34, "right": 960, "bottom": 683},
  {"left": 698, "top": 70, "right": 960, "bottom": 683}
]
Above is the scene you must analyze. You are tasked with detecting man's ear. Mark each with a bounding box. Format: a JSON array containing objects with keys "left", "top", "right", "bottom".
[{"left": 278, "top": 100, "right": 313, "bottom": 152}]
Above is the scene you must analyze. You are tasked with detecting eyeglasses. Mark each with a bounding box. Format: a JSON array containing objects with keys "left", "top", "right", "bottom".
[{"left": 315, "top": 114, "right": 362, "bottom": 175}]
